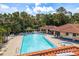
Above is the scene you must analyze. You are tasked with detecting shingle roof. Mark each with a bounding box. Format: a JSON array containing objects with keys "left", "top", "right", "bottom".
[
  {"left": 40, "top": 24, "right": 79, "bottom": 33},
  {"left": 56, "top": 24, "right": 79, "bottom": 33}
]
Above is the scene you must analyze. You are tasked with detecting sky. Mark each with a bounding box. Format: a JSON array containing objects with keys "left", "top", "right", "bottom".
[{"left": 0, "top": 3, "right": 79, "bottom": 15}]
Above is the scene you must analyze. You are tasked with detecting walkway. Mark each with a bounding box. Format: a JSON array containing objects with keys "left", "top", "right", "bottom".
[
  {"left": 44, "top": 34, "right": 63, "bottom": 47},
  {"left": 45, "top": 34, "right": 79, "bottom": 47},
  {"left": 2, "top": 35, "right": 23, "bottom": 56}
]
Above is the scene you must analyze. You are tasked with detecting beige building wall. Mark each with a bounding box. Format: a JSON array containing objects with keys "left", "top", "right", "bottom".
[{"left": 60, "top": 32, "right": 73, "bottom": 39}]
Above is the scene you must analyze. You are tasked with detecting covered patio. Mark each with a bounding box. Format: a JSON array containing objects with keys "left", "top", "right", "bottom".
[{"left": 40, "top": 25, "right": 57, "bottom": 35}]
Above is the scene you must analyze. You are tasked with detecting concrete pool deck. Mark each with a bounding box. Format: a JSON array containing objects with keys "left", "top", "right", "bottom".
[
  {"left": 1, "top": 34, "right": 79, "bottom": 56},
  {"left": 44, "top": 34, "right": 63, "bottom": 47},
  {"left": 2, "top": 35, "right": 23, "bottom": 56},
  {"left": 2, "top": 34, "right": 61, "bottom": 56},
  {"left": 45, "top": 34, "right": 79, "bottom": 47}
]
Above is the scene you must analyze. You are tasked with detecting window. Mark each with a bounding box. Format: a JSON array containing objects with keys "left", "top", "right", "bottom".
[
  {"left": 77, "top": 34, "right": 79, "bottom": 36},
  {"left": 66, "top": 32, "right": 69, "bottom": 36},
  {"left": 73, "top": 33, "right": 76, "bottom": 37}
]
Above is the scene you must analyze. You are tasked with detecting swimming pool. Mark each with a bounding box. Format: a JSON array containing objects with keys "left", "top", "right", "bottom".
[{"left": 20, "top": 34, "right": 56, "bottom": 54}]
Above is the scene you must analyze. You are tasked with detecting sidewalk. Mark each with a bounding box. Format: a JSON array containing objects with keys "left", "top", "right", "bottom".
[
  {"left": 45, "top": 34, "right": 62, "bottom": 47},
  {"left": 2, "top": 35, "right": 23, "bottom": 56}
]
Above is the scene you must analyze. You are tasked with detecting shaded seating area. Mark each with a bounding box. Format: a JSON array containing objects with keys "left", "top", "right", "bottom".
[
  {"left": 59, "top": 37, "right": 79, "bottom": 44},
  {"left": 39, "top": 25, "right": 57, "bottom": 34}
]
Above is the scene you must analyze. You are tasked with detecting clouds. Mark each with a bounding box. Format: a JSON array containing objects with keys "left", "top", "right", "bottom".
[
  {"left": 34, "top": 1, "right": 50, "bottom": 14},
  {"left": 25, "top": 7, "right": 33, "bottom": 15},
  {"left": 0, "top": 3, "right": 56, "bottom": 15},
  {"left": 0, "top": 3, "right": 55, "bottom": 15},
  {"left": 0, "top": 4, "right": 18, "bottom": 13},
  {"left": 0, "top": 4, "right": 9, "bottom": 9},
  {"left": 74, "top": 7, "right": 79, "bottom": 13},
  {"left": 33, "top": 6, "right": 55, "bottom": 14},
  {"left": 25, "top": 3, "right": 55, "bottom": 15},
  {"left": 1, "top": 3, "right": 79, "bottom": 15},
  {"left": 35, "top": 3, "right": 41, "bottom": 7},
  {"left": 33, "top": 3, "right": 55, "bottom": 14}
]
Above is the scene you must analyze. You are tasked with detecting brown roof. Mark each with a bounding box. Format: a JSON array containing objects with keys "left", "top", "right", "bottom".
[
  {"left": 18, "top": 46, "right": 79, "bottom": 56},
  {"left": 40, "top": 25, "right": 57, "bottom": 30},
  {"left": 56, "top": 24, "right": 79, "bottom": 34}
]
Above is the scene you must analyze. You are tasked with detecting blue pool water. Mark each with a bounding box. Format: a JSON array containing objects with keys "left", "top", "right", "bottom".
[{"left": 20, "top": 34, "right": 56, "bottom": 54}]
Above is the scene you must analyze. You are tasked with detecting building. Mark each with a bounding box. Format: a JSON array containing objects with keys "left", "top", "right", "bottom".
[
  {"left": 55, "top": 24, "right": 79, "bottom": 41},
  {"left": 40, "top": 24, "right": 79, "bottom": 41},
  {"left": 40, "top": 25, "right": 57, "bottom": 35}
]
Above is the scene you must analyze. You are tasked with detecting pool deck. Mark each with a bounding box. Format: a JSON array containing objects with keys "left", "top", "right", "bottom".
[
  {"left": 1, "top": 34, "right": 79, "bottom": 56},
  {"left": 45, "top": 34, "right": 79, "bottom": 47},
  {"left": 44, "top": 34, "right": 62, "bottom": 47},
  {"left": 72, "top": 43, "right": 79, "bottom": 47},
  {"left": 2, "top": 35, "right": 23, "bottom": 56}
]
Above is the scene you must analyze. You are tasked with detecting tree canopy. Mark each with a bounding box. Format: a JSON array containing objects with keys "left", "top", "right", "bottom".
[{"left": 0, "top": 7, "right": 79, "bottom": 43}]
